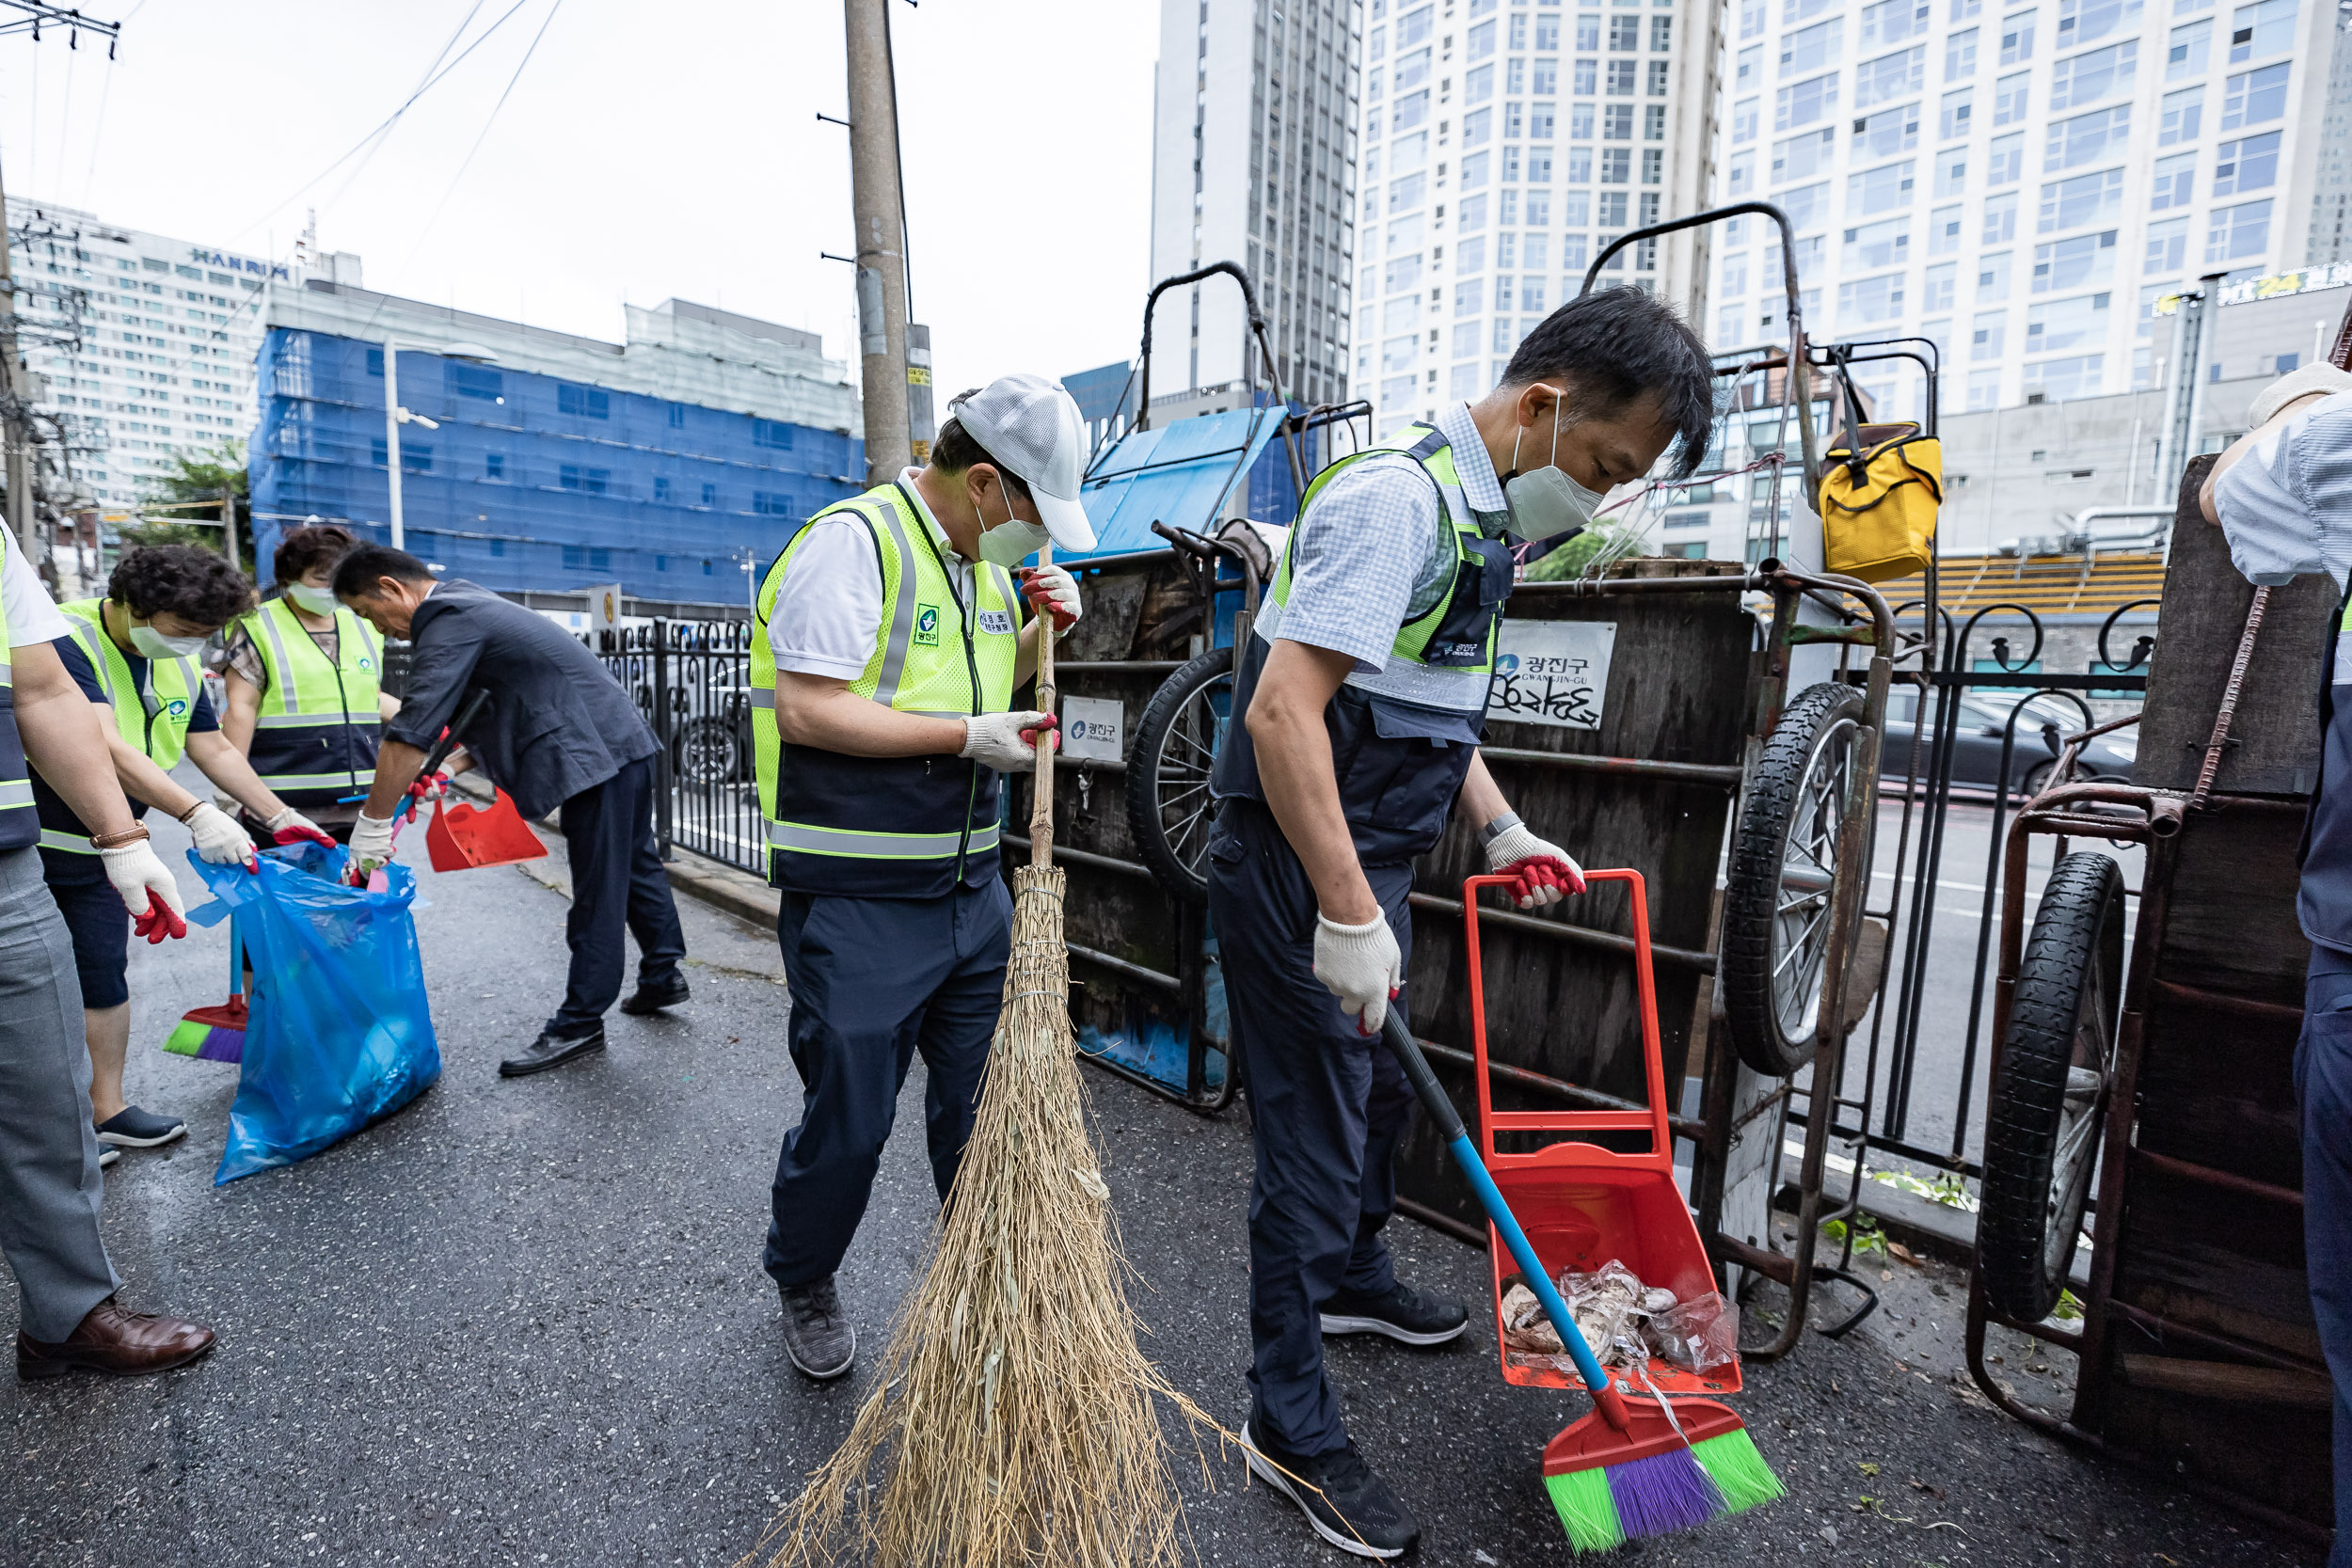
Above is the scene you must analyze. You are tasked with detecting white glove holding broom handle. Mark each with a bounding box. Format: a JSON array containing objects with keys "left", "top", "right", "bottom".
[{"left": 1313, "top": 912, "right": 1404, "bottom": 1035}]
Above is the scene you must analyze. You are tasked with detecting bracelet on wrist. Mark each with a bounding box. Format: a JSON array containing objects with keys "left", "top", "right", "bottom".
[
  {"left": 88, "top": 824, "right": 151, "bottom": 850},
  {"left": 1477, "top": 810, "right": 1522, "bottom": 847}
]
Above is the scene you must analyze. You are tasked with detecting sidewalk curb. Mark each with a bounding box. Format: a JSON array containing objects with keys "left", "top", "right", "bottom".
[{"left": 452, "top": 773, "right": 779, "bottom": 927}]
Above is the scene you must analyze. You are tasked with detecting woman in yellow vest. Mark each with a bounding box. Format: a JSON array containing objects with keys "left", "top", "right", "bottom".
[
  {"left": 218, "top": 524, "right": 405, "bottom": 845},
  {"left": 34, "top": 546, "right": 334, "bottom": 1155}
]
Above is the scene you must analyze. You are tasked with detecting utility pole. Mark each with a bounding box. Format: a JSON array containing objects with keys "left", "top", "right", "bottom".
[
  {"left": 219, "top": 483, "right": 238, "bottom": 571},
  {"left": 0, "top": 139, "right": 33, "bottom": 571},
  {"left": 844, "top": 0, "right": 912, "bottom": 482}
]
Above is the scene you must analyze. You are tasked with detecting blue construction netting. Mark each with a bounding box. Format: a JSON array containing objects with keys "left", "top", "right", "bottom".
[{"left": 246, "top": 327, "right": 866, "bottom": 601}]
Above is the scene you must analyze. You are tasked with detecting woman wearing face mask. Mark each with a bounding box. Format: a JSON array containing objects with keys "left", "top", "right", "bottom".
[
  {"left": 1202, "top": 290, "right": 1718, "bottom": 1560},
  {"left": 744, "top": 373, "right": 1093, "bottom": 1384},
  {"left": 35, "top": 546, "right": 334, "bottom": 1155},
  {"left": 217, "top": 524, "right": 406, "bottom": 845}
]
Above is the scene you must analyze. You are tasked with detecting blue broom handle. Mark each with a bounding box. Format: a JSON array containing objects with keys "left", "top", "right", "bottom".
[{"left": 1378, "top": 1009, "right": 1611, "bottom": 1396}]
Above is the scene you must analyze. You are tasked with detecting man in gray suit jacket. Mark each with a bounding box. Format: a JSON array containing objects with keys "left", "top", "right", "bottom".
[{"left": 334, "top": 546, "right": 688, "bottom": 1077}]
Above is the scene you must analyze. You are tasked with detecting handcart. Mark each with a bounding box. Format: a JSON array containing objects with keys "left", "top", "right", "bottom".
[{"left": 1960, "top": 451, "right": 2341, "bottom": 1542}]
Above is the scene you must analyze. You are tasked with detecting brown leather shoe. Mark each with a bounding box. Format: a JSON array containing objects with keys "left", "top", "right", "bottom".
[{"left": 16, "top": 1297, "right": 215, "bottom": 1381}]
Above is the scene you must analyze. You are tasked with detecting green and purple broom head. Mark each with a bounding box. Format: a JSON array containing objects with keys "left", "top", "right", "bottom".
[
  {"left": 1540, "top": 1386, "right": 1785, "bottom": 1553},
  {"left": 161, "top": 994, "right": 246, "bottom": 1065}
]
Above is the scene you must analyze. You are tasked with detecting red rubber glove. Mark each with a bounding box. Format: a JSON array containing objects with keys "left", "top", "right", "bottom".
[
  {"left": 1015, "top": 563, "right": 1083, "bottom": 631},
  {"left": 1020, "top": 712, "right": 1060, "bottom": 753},
  {"left": 264, "top": 807, "right": 336, "bottom": 850},
  {"left": 1483, "top": 819, "right": 1588, "bottom": 910}
]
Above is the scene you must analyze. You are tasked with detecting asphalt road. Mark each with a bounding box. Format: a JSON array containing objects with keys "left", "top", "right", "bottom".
[{"left": 1, "top": 807, "right": 2310, "bottom": 1568}]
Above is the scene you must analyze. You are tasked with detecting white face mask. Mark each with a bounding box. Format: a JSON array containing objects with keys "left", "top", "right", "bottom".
[
  {"left": 1501, "top": 386, "right": 1609, "bottom": 543},
  {"left": 287, "top": 582, "right": 340, "bottom": 615},
  {"left": 129, "top": 623, "right": 208, "bottom": 660},
  {"left": 973, "top": 476, "right": 1050, "bottom": 567}
]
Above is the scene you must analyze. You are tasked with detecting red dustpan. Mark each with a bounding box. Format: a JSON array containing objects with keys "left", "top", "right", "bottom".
[{"left": 424, "top": 789, "right": 547, "bottom": 871}]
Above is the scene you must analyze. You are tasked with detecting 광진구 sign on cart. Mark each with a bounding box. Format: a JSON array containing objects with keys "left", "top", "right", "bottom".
[{"left": 1488, "top": 619, "right": 1616, "bottom": 731}]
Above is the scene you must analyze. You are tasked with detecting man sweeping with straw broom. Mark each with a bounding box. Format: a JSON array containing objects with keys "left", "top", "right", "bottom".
[
  {"left": 750, "top": 375, "right": 1092, "bottom": 1383},
  {"left": 751, "top": 379, "right": 1222, "bottom": 1568}
]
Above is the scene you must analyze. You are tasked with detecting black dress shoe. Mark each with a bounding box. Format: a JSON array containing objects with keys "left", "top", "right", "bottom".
[
  {"left": 499, "top": 1026, "right": 606, "bottom": 1077},
  {"left": 618, "top": 976, "right": 691, "bottom": 1016}
]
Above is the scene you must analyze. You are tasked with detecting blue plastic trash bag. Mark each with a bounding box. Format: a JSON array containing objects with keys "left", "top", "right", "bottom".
[{"left": 184, "top": 841, "right": 439, "bottom": 1184}]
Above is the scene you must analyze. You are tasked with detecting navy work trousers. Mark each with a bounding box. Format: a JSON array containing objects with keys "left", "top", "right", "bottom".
[
  {"left": 548, "top": 754, "right": 687, "bottom": 1037},
  {"left": 2300, "top": 943, "right": 2352, "bottom": 1567},
  {"left": 1206, "top": 799, "right": 1418, "bottom": 1458},
  {"left": 763, "top": 876, "right": 1011, "bottom": 1288}
]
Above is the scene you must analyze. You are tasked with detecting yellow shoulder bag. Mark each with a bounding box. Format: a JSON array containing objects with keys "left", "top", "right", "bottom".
[{"left": 1817, "top": 356, "right": 1942, "bottom": 584}]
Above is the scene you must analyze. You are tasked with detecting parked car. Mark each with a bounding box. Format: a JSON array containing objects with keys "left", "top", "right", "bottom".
[{"left": 1880, "top": 685, "right": 2137, "bottom": 798}]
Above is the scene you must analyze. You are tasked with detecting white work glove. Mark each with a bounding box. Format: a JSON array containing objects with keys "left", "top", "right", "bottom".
[
  {"left": 348, "top": 812, "right": 396, "bottom": 870},
  {"left": 960, "top": 710, "right": 1058, "bottom": 773},
  {"left": 1483, "top": 817, "right": 1588, "bottom": 910},
  {"left": 181, "top": 801, "right": 257, "bottom": 868},
  {"left": 262, "top": 806, "right": 337, "bottom": 849},
  {"left": 99, "top": 839, "right": 188, "bottom": 943},
  {"left": 1016, "top": 563, "right": 1083, "bottom": 631},
  {"left": 1312, "top": 911, "right": 1405, "bottom": 1037}
]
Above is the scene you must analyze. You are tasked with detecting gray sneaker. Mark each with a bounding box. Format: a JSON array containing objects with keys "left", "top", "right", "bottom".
[{"left": 779, "top": 1276, "right": 855, "bottom": 1380}]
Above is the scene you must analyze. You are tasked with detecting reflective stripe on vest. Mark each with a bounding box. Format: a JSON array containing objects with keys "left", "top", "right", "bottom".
[
  {"left": 239, "top": 597, "right": 383, "bottom": 800},
  {"left": 40, "top": 827, "right": 100, "bottom": 854},
  {"left": 0, "top": 527, "right": 31, "bottom": 850},
  {"left": 750, "top": 481, "right": 1024, "bottom": 896},
  {"left": 56, "top": 599, "right": 203, "bottom": 771}
]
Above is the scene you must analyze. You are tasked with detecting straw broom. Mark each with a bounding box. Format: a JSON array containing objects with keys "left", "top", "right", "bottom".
[{"left": 745, "top": 549, "right": 1219, "bottom": 1568}]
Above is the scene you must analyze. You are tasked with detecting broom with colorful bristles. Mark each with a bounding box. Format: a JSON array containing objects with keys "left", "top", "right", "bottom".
[
  {"left": 743, "top": 550, "right": 1222, "bottom": 1568},
  {"left": 162, "top": 932, "right": 249, "bottom": 1064},
  {"left": 1376, "top": 1007, "right": 1784, "bottom": 1552}
]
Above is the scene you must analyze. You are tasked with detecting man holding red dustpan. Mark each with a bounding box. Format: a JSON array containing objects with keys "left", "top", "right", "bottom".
[
  {"left": 1206, "top": 291, "right": 1715, "bottom": 1558},
  {"left": 336, "top": 545, "right": 687, "bottom": 1077}
]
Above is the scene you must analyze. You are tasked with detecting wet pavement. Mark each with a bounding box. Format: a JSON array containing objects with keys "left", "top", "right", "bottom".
[{"left": 0, "top": 809, "right": 2319, "bottom": 1567}]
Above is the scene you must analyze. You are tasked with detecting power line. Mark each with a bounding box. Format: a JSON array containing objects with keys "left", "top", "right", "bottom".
[{"left": 386, "top": 0, "right": 564, "bottom": 279}]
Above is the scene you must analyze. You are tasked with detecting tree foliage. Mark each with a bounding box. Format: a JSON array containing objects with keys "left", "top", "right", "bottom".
[{"left": 119, "top": 440, "right": 253, "bottom": 574}]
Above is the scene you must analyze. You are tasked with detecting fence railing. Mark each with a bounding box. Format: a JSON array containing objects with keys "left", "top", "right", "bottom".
[{"left": 594, "top": 621, "right": 767, "bottom": 877}]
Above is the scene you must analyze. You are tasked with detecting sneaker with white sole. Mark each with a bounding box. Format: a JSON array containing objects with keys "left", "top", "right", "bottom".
[
  {"left": 1242, "top": 1420, "right": 1419, "bottom": 1559},
  {"left": 1319, "top": 1281, "right": 1468, "bottom": 1347},
  {"left": 94, "top": 1106, "right": 185, "bottom": 1149}
]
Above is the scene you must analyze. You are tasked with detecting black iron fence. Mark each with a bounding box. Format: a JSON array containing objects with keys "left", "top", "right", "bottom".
[{"left": 593, "top": 621, "right": 767, "bottom": 877}]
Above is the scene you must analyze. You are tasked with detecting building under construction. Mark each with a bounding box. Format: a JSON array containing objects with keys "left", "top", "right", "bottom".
[{"left": 246, "top": 279, "right": 865, "bottom": 603}]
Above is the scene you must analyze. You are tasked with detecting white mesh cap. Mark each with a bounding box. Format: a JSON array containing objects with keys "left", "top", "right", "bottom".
[{"left": 950, "top": 373, "right": 1097, "bottom": 553}]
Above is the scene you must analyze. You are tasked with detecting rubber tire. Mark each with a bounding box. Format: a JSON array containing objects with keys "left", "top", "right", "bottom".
[
  {"left": 1126, "top": 646, "right": 1236, "bottom": 905},
  {"left": 1977, "top": 850, "right": 2124, "bottom": 1324},
  {"left": 677, "top": 715, "right": 740, "bottom": 785},
  {"left": 1720, "top": 681, "right": 1868, "bottom": 1076},
  {"left": 2020, "top": 759, "right": 2056, "bottom": 801}
]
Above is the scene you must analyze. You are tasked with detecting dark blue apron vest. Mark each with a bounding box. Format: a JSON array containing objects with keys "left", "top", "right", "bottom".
[{"left": 2299, "top": 581, "right": 2352, "bottom": 952}]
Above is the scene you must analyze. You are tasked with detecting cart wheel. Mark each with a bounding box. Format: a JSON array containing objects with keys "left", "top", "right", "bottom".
[
  {"left": 1721, "top": 681, "right": 1868, "bottom": 1076},
  {"left": 1978, "top": 851, "right": 2125, "bottom": 1323},
  {"left": 1126, "top": 646, "right": 1235, "bottom": 904},
  {"left": 677, "top": 716, "right": 739, "bottom": 785}
]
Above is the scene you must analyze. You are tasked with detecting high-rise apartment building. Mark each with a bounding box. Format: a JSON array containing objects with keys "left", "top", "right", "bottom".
[
  {"left": 5, "top": 198, "right": 335, "bottom": 512},
  {"left": 1349, "top": 0, "right": 1722, "bottom": 437},
  {"left": 1150, "top": 0, "right": 1361, "bottom": 413},
  {"left": 1704, "top": 0, "right": 2341, "bottom": 421},
  {"left": 2310, "top": 0, "right": 2352, "bottom": 264}
]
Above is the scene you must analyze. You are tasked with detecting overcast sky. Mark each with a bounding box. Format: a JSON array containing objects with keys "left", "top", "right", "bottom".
[{"left": 0, "top": 0, "right": 1161, "bottom": 404}]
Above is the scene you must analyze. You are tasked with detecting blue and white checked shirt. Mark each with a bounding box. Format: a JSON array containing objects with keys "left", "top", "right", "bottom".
[
  {"left": 1266, "top": 401, "right": 1512, "bottom": 712},
  {"left": 2213, "top": 388, "right": 2352, "bottom": 683}
]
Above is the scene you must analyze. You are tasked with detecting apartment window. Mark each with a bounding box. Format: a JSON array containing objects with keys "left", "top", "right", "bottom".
[
  {"left": 485, "top": 452, "right": 506, "bottom": 480},
  {"left": 1605, "top": 103, "right": 1635, "bottom": 136},
  {"left": 1532, "top": 57, "right": 1560, "bottom": 93},
  {"left": 1856, "top": 101, "right": 1922, "bottom": 156},
  {"left": 700, "top": 483, "right": 717, "bottom": 507},
  {"left": 2047, "top": 104, "right": 2130, "bottom": 169},
  {"left": 1599, "top": 190, "right": 1630, "bottom": 224},
  {"left": 1849, "top": 159, "right": 1917, "bottom": 215},
  {"left": 2058, "top": 0, "right": 2145, "bottom": 46},
  {"left": 1999, "top": 9, "right": 2037, "bottom": 63},
  {"left": 1984, "top": 188, "right": 2021, "bottom": 241},
  {"left": 2158, "top": 86, "right": 2203, "bottom": 143},
  {"left": 2167, "top": 18, "right": 2212, "bottom": 78},
  {"left": 448, "top": 363, "right": 501, "bottom": 401},
  {"left": 752, "top": 491, "right": 800, "bottom": 517},
  {"left": 1463, "top": 150, "right": 1491, "bottom": 188},
  {"left": 1979, "top": 248, "right": 2014, "bottom": 296},
  {"left": 1773, "top": 125, "right": 1836, "bottom": 184},
  {"left": 2023, "top": 354, "right": 2105, "bottom": 401},
  {"left": 2214, "top": 130, "right": 2280, "bottom": 195},
  {"left": 2051, "top": 40, "right": 2137, "bottom": 108},
  {"left": 1937, "top": 147, "right": 1970, "bottom": 195},
  {"left": 2145, "top": 214, "right": 2190, "bottom": 271},
  {"left": 1924, "top": 260, "right": 1958, "bottom": 310},
  {"left": 1646, "top": 58, "right": 1670, "bottom": 93},
  {"left": 1992, "top": 69, "right": 2030, "bottom": 123},
  {"left": 753, "top": 418, "right": 797, "bottom": 450},
  {"left": 1931, "top": 202, "right": 1965, "bottom": 252},
  {"left": 1608, "top": 58, "right": 1638, "bottom": 92},
  {"left": 1581, "top": 12, "right": 1606, "bottom": 47},
  {"left": 2204, "top": 197, "right": 2272, "bottom": 261},
  {"left": 1645, "top": 103, "right": 1668, "bottom": 137},
  {"left": 1738, "top": 42, "right": 1763, "bottom": 87},
  {"left": 1947, "top": 27, "right": 1979, "bottom": 78},
  {"left": 1507, "top": 58, "right": 1527, "bottom": 93},
  {"left": 1734, "top": 96, "right": 1761, "bottom": 141},
  {"left": 1566, "top": 146, "right": 1595, "bottom": 179},
  {"left": 2038, "top": 166, "right": 2123, "bottom": 230},
  {"left": 2151, "top": 150, "right": 2196, "bottom": 208},
  {"left": 1845, "top": 214, "right": 1914, "bottom": 268},
  {"left": 1783, "top": 17, "right": 1841, "bottom": 72},
  {"left": 1572, "top": 103, "right": 1599, "bottom": 136},
  {"left": 2033, "top": 229, "right": 2118, "bottom": 290},
  {"left": 2026, "top": 291, "right": 2111, "bottom": 352},
  {"left": 2220, "top": 61, "right": 2288, "bottom": 128},
  {"left": 654, "top": 476, "right": 673, "bottom": 502},
  {"left": 1857, "top": 45, "right": 1927, "bottom": 103},
  {"left": 1569, "top": 58, "right": 1597, "bottom": 93},
  {"left": 1951, "top": 0, "right": 1984, "bottom": 16},
  {"left": 1723, "top": 251, "right": 1753, "bottom": 295},
  {"left": 2229, "top": 0, "right": 2296, "bottom": 61},
  {"left": 1864, "top": 0, "right": 1936, "bottom": 45},
  {"left": 1777, "top": 71, "right": 1839, "bottom": 127},
  {"left": 1651, "top": 15, "right": 1673, "bottom": 48},
  {"left": 1941, "top": 86, "right": 1974, "bottom": 138},
  {"left": 1601, "top": 146, "right": 1632, "bottom": 181},
  {"left": 1465, "top": 107, "right": 1495, "bottom": 147},
  {"left": 1564, "top": 189, "right": 1593, "bottom": 222},
  {"left": 1989, "top": 132, "right": 2025, "bottom": 183},
  {"left": 1840, "top": 273, "right": 1909, "bottom": 322},
  {"left": 1973, "top": 309, "right": 2008, "bottom": 358},
  {"left": 1527, "top": 147, "right": 1556, "bottom": 183},
  {"left": 1966, "top": 368, "right": 2004, "bottom": 409},
  {"left": 1739, "top": 0, "right": 1766, "bottom": 37},
  {"left": 1467, "top": 63, "right": 1497, "bottom": 103},
  {"left": 1610, "top": 11, "right": 1642, "bottom": 46},
  {"left": 370, "top": 438, "right": 430, "bottom": 472}
]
